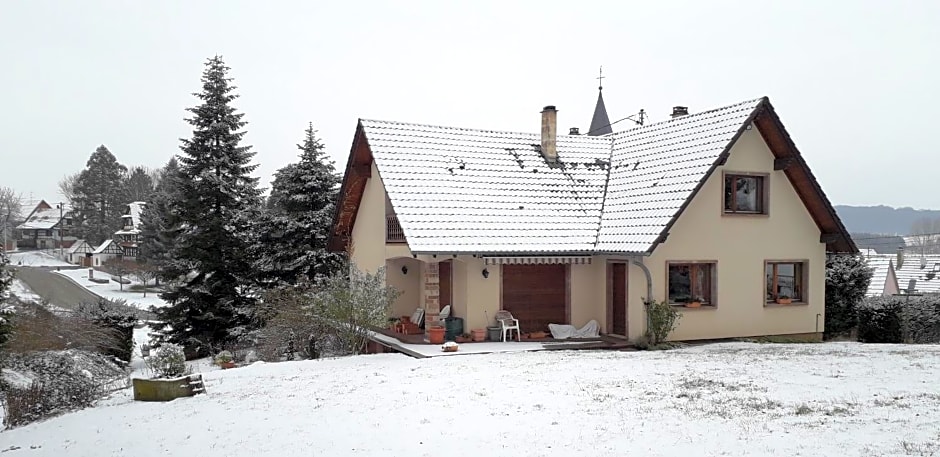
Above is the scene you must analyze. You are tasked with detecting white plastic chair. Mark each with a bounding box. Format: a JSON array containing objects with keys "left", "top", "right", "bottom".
[{"left": 495, "top": 310, "right": 521, "bottom": 342}]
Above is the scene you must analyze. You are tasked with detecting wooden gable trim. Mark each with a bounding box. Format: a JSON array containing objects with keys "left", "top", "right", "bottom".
[
  {"left": 327, "top": 121, "right": 375, "bottom": 252},
  {"left": 752, "top": 102, "right": 857, "bottom": 253}
]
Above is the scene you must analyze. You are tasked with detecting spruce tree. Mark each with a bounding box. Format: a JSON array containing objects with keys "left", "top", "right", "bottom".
[
  {"left": 72, "top": 145, "right": 129, "bottom": 245},
  {"left": 153, "top": 56, "right": 262, "bottom": 356},
  {"left": 255, "top": 123, "right": 342, "bottom": 285},
  {"left": 125, "top": 166, "right": 155, "bottom": 202},
  {"left": 0, "top": 249, "right": 12, "bottom": 302},
  {"left": 138, "top": 158, "right": 182, "bottom": 284}
]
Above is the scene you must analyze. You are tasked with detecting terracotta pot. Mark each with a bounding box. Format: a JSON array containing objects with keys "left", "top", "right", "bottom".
[
  {"left": 471, "top": 328, "right": 486, "bottom": 342},
  {"left": 429, "top": 326, "right": 446, "bottom": 344},
  {"left": 776, "top": 298, "right": 792, "bottom": 305},
  {"left": 685, "top": 301, "right": 702, "bottom": 308},
  {"left": 219, "top": 361, "right": 235, "bottom": 369}
]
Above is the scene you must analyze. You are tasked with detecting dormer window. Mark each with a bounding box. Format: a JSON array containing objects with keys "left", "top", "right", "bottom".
[{"left": 723, "top": 172, "right": 767, "bottom": 215}]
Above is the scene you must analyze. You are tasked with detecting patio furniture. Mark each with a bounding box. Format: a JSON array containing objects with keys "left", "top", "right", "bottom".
[{"left": 495, "top": 310, "right": 521, "bottom": 342}]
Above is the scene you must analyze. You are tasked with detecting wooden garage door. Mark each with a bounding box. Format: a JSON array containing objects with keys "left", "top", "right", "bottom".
[{"left": 501, "top": 264, "right": 567, "bottom": 333}]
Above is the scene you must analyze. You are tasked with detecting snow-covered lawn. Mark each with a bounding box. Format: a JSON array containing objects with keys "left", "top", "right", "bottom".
[
  {"left": 2, "top": 342, "right": 939, "bottom": 456},
  {"left": 7, "top": 250, "right": 71, "bottom": 267},
  {"left": 54, "top": 268, "right": 169, "bottom": 309}
]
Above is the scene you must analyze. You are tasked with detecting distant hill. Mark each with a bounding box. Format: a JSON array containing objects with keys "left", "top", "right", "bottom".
[{"left": 834, "top": 205, "right": 940, "bottom": 235}]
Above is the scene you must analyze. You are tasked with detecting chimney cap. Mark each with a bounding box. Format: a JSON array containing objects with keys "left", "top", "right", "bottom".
[
  {"left": 569, "top": 127, "right": 580, "bottom": 135},
  {"left": 671, "top": 106, "right": 689, "bottom": 117},
  {"left": 542, "top": 105, "right": 557, "bottom": 112}
]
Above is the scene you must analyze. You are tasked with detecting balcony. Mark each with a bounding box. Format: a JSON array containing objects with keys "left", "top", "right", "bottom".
[{"left": 386, "top": 215, "right": 405, "bottom": 243}]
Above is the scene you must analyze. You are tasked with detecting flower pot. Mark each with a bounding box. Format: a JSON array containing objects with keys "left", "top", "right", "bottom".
[
  {"left": 685, "top": 301, "right": 702, "bottom": 308},
  {"left": 442, "top": 343, "right": 458, "bottom": 352},
  {"left": 429, "top": 326, "right": 446, "bottom": 344},
  {"left": 776, "top": 298, "right": 792, "bottom": 305},
  {"left": 471, "top": 328, "right": 486, "bottom": 342},
  {"left": 219, "top": 361, "right": 235, "bottom": 369}
]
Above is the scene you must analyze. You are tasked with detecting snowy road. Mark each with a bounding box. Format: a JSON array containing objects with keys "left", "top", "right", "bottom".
[{"left": 14, "top": 267, "right": 101, "bottom": 310}]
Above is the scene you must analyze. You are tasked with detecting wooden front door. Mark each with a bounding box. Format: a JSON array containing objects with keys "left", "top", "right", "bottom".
[
  {"left": 439, "top": 261, "right": 452, "bottom": 311},
  {"left": 501, "top": 264, "right": 567, "bottom": 333},
  {"left": 609, "top": 263, "right": 628, "bottom": 336}
]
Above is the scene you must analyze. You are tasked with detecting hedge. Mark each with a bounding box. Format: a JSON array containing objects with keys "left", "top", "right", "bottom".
[{"left": 857, "top": 295, "right": 940, "bottom": 344}]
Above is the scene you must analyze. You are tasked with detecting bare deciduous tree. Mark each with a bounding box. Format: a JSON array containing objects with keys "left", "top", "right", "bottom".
[
  {"left": 57, "top": 172, "right": 80, "bottom": 204},
  {"left": 0, "top": 186, "right": 23, "bottom": 252},
  {"left": 130, "top": 262, "right": 157, "bottom": 297},
  {"left": 909, "top": 218, "right": 940, "bottom": 255}
]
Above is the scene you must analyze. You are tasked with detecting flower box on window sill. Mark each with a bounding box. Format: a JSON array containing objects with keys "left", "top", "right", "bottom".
[
  {"left": 776, "top": 297, "right": 792, "bottom": 305},
  {"left": 684, "top": 301, "right": 702, "bottom": 308}
]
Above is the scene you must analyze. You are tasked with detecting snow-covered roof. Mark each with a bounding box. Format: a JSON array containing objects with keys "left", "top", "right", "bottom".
[
  {"left": 864, "top": 254, "right": 896, "bottom": 297},
  {"left": 16, "top": 206, "right": 64, "bottom": 230},
  {"left": 92, "top": 239, "right": 123, "bottom": 255},
  {"left": 896, "top": 254, "right": 940, "bottom": 294},
  {"left": 114, "top": 201, "right": 145, "bottom": 236},
  {"left": 67, "top": 240, "right": 94, "bottom": 254},
  {"left": 334, "top": 96, "right": 855, "bottom": 255}
]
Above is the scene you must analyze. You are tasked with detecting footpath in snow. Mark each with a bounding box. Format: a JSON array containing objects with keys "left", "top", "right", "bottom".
[
  {"left": 54, "top": 268, "right": 169, "bottom": 310},
  {"left": 1, "top": 342, "right": 939, "bottom": 456}
]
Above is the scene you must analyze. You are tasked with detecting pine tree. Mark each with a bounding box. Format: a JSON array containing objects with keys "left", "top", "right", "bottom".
[
  {"left": 153, "top": 56, "right": 262, "bottom": 356},
  {"left": 138, "top": 158, "right": 182, "bottom": 284},
  {"left": 0, "top": 249, "right": 12, "bottom": 302},
  {"left": 255, "top": 123, "right": 342, "bottom": 285},
  {"left": 125, "top": 166, "right": 155, "bottom": 203},
  {"left": 72, "top": 145, "right": 129, "bottom": 245}
]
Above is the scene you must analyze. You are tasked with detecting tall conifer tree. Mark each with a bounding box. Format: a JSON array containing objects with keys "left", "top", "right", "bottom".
[{"left": 154, "top": 56, "right": 262, "bottom": 355}]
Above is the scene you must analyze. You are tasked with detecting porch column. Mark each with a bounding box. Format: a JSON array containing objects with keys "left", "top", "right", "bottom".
[{"left": 424, "top": 261, "right": 441, "bottom": 335}]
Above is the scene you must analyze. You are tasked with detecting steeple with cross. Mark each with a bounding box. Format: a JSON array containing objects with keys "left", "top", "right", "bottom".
[{"left": 588, "top": 65, "right": 612, "bottom": 136}]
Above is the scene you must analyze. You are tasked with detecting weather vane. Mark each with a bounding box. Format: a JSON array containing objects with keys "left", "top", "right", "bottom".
[{"left": 597, "top": 65, "right": 605, "bottom": 90}]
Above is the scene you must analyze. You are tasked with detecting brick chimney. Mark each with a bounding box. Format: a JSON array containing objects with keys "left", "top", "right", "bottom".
[
  {"left": 541, "top": 105, "right": 558, "bottom": 163},
  {"left": 897, "top": 247, "right": 904, "bottom": 270},
  {"left": 671, "top": 106, "right": 689, "bottom": 118}
]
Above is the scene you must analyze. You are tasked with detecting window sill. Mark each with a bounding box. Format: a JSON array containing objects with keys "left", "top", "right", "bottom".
[
  {"left": 671, "top": 305, "right": 718, "bottom": 311},
  {"left": 721, "top": 211, "right": 769, "bottom": 218},
  {"left": 764, "top": 302, "right": 808, "bottom": 308}
]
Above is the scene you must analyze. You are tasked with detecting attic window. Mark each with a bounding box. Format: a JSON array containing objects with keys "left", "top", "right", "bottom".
[{"left": 723, "top": 172, "right": 768, "bottom": 215}]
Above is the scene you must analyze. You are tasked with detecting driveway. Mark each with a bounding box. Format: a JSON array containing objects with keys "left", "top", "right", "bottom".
[{"left": 15, "top": 266, "right": 101, "bottom": 311}]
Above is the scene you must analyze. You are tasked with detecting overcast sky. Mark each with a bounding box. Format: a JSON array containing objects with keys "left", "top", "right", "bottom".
[{"left": 2, "top": 1, "right": 938, "bottom": 209}]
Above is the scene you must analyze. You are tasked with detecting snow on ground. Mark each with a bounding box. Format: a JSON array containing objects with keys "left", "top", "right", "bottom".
[
  {"left": 8, "top": 279, "right": 40, "bottom": 303},
  {"left": 371, "top": 331, "right": 596, "bottom": 357},
  {"left": 54, "top": 268, "right": 169, "bottom": 309},
  {"left": 7, "top": 250, "right": 71, "bottom": 267},
  {"left": 3, "top": 342, "right": 940, "bottom": 456}
]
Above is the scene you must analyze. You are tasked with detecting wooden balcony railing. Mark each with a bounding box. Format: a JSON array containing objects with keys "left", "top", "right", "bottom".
[{"left": 386, "top": 215, "right": 405, "bottom": 243}]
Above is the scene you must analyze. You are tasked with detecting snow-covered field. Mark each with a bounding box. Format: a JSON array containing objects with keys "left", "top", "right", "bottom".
[
  {"left": 54, "top": 268, "right": 169, "bottom": 309},
  {"left": 6, "top": 250, "right": 71, "bottom": 267},
  {"left": 2, "top": 342, "right": 939, "bottom": 456}
]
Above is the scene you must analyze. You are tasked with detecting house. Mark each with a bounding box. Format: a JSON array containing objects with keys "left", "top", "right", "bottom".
[
  {"left": 14, "top": 200, "right": 76, "bottom": 250},
  {"left": 91, "top": 239, "right": 123, "bottom": 267},
  {"left": 114, "top": 201, "right": 145, "bottom": 260},
  {"left": 863, "top": 254, "right": 900, "bottom": 297},
  {"left": 67, "top": 239, "right": 95, "bottom": 266},
  {"left": 329, "top": 93, "right": 856, "bottom": 342}
]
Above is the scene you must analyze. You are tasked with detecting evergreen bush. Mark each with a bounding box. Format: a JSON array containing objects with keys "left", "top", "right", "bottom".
[{"left": 645, "top": 300, "right": 681, "bottom": 346}]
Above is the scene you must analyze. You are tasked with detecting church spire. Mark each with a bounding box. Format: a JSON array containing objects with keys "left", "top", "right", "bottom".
[{"left": 588, "top": 66, "right": 612, "bottom": 136}]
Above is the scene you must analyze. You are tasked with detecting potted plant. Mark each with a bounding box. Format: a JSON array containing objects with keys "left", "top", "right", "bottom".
[
  {"left": 684, "top": 296, "right": 703, "bottom": 308},
  {"left": 215, "top": 350, "right": 235, "bottom": 369},
  {"left": 776, "top": 295, "right": 792, "bottom": 305},
  {"left": 471, "top": 328, "right": 486, "bottom": 342}
]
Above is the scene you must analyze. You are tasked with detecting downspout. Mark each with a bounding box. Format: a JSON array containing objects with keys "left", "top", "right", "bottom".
[{"left": 631, "top": 256, "right": 653, "bottom": 338}]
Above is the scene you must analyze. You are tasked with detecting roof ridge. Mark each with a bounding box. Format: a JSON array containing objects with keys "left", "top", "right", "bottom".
[
  {"left": 359, "top": 118, "right": 614, "bottom": 144},
  {"left": 611, "top": 97, "right": 766, "bottom": 138}
]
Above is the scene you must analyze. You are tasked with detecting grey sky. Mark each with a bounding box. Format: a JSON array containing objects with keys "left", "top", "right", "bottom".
[{"left": 2, "top": 1, "right": 938, "bottom": 209}]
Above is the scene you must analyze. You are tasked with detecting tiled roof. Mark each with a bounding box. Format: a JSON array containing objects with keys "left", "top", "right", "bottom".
[
  {"left": 362, "top": 120, "right": 612, "bottom": 253},
  {"left": 864, "top": 254, "right": 895, "bottom": 296},
  {"left": 360, "top": 97, "right": 780, "bottom": 254},
  {"left": 67, "top": 240, "right": 93, "bottom": 254},
  {"left": 16, "top": 207, "right": 64, "bottom": 230},
  {"left": 897, "top": 254, "right": 940, "bottom": 294}
]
